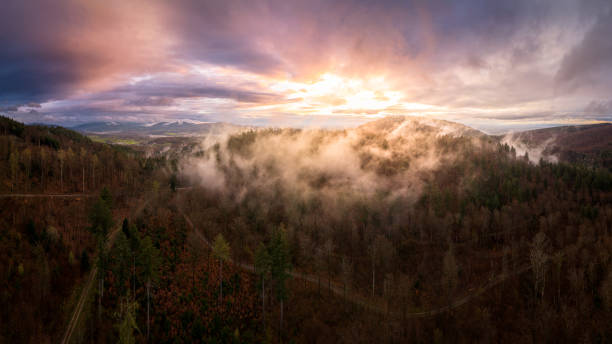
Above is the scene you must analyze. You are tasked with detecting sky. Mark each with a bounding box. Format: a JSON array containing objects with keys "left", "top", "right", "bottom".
[{"left": 1, "top": 0, "right": 612, "bottom": 133}]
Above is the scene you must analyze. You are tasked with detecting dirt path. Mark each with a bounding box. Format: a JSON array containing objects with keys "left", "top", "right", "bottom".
[
  {"left": 60, "top": 228, "right": 119, "bottom": 344},
  {"left": 179, "top": 203, "right": 582, "bottom": 319},
  {"left": 60, "top": 198, "right": 149, "bottom": 344},
  {"left": 0, "top": 193, "right": 94, "bottom": 198}
]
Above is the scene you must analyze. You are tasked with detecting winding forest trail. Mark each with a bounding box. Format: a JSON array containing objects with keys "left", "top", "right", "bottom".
[
  {"left": 178, "top": 202, "right": 581, "bottom": 319},
  {"left": 60, "top": 198, "right": 149, "bottom": 344},
  {"left": 60, "top": 226, "right": 120, "bottom": 344},
  {"left": 0, "top": 193, "right": 94, "bottom": 198}
]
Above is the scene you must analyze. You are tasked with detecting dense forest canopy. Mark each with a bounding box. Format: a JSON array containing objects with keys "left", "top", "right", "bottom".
[
  {"left": 172, "top": 116, "right": 612, "bottom": 342},
  {"left": 2, "top": 116, "right": 612, "bottom": 343}
]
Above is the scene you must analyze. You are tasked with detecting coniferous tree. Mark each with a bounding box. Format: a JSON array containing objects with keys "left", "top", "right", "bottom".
[
  {"left": 112, "top": 231, "right": 132, "bottom": 298},
  {"left": 89, "top": 197, "right": 113, "bottom": 238},
  {"left": 117, "top": 299, "right": 139, "bottom": 344},
  {"left": 96, "top": 236, "right": 110, "bottom": 320},
  {"left": 212, "top": 233, "right": 231, "bottom": 303},
  {"left": 269, "top": 227, "right": 291, "bottom": 337},
  {"left": 100, "top": 186, "right": 113, "bottom": 209}
]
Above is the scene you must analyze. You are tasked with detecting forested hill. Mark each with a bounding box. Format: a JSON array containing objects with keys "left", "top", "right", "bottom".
[
  {"left": 3, "top": 116, "right": 612, "bottom": 342},
  {"left": 0, "top": 116, "right": 171, "bottom": 342},
  {"left": 0, "top": 115, "right": 158, "bottom": 194},
  {"left": 175, "top": 116, "right": 612, "bottom": 342},
  {"left": 501, "top": 123, "right": 612, "bottom": 169}
]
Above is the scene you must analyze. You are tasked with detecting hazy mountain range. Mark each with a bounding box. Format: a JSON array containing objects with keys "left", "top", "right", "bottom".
[{"left": 72, "top": 120, "right": 246, "bottom": 137}]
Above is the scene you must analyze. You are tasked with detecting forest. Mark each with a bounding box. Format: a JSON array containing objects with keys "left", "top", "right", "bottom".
[{"left": 1, "top": 115, "right": 612, "bottom": 343}]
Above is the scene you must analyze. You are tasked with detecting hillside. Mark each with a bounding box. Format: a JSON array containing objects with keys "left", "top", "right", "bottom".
[
  {"left": 357, "top": 116, "right": 486, "bottom": 138},
  {"left": 173, "top": 115, "right": 612, "bottom": 342},
  {"left": 3, "top": 116, "right": 612, "bottom": 343},
  {"left": 0, "top": 116, "right": 170, "bottom": 342},
  {"left": 501, "top": 123, "right": 612, "bottom": 168}
]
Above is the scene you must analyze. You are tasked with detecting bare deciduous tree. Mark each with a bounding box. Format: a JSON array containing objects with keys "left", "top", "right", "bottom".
[
  {"left": 442, "top": 244, "right": 458, "bottom": 301},
  {"left": 530, "top": 231, "right": 549, "bottom": 300}
]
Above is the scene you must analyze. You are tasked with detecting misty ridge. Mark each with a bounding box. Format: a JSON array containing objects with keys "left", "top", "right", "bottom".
[
  {"left": 176, "top": 115, "right": 578, "bottom": 269},
  {"left": 501, "top": 133, "right": 559, "bottom": 164},
  {"left": 171, "top": 114, "right": 612, "bottom": 342},
  {"left": 181, "top": 116, "right": 556, "bottom": 204}
]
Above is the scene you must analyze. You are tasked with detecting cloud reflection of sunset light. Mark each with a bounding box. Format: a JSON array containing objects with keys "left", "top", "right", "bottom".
[{"left": 2, "top": 0, "right": 611, "bottom": 131}]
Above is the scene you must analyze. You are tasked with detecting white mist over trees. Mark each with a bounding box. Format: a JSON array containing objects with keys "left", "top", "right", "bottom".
[{"left": 184, "top": 116, "right": 485, "bottom": 202}]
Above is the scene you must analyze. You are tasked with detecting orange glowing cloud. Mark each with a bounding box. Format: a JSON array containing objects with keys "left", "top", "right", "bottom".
[{"left": 2, "top": 0, "right": 611, "bottom": 131}]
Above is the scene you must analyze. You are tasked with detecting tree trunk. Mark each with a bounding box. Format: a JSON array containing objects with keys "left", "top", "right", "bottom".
[
  {"left": 40, "top": 152, "right": 44, "bottom": 191},
  {"left": 82, "top": 167, "right": 85, "bottom": 193},
  {"left": 280, "top": 299, "right": 284, "bottom": 340},
  {"left": 262, "top": 278, "right": 265, "bottom": 328},
  {"left": 219, "top": 260, "right": 223, "bottom": 303},
  {"left": 133, "top": 256, "right": 136, "bottom": 298},
  {"left": 147, "top": 281, "right": 151, "bottom": 341},
  {"left": 192, "top": 261, "right": 195, "bottom": 294},
  {"left": 372, "top": 263, "right": 375, "bottom": 297},
  {"left": 98, "top": 276, "right": 104, "bottom": 320},
  {"left": 98, "top": 279, "right": 101, "bottom": 320},
  {"left": 328, "top": 254, "right": 331, "bottom": 296}
]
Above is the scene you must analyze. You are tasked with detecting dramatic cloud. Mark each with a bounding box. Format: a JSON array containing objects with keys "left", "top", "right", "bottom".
[
  {"left": 1, "top": 0, "right": 611, "bottom": 131},
  {"left": 585, "top": 100, "right": 612, "bottom": 115},
  {"left": 556, "top": 9, "right": 612, "bottom": 93},
  {"left": 0, "top": 0, "right": 173, "bottom": 102}
]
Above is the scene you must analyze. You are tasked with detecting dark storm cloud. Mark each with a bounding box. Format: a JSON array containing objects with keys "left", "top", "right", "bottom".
[
  {"left": 0, "top": 50, "right": 85, "bottom": 103},
  {"left": 556, "top": 8, "right": 612, "bottom": 90},
  {"left": 104, "top": 78, "right": 285, "bottom": 107},
  {"left": 585, "top": 100, "right": 612, "bottom": 115},
  {"left": 0, "top": 0, "right": 170, "bottom": 105},
  {"left": 119, "top": 83, "right": 280, "bottom": 104},
  {"left": 0, "top": 106, "right": 19, "bottom": 113},
  {"left": 0, "top": 1, "right": 94, "bottom": 103}
]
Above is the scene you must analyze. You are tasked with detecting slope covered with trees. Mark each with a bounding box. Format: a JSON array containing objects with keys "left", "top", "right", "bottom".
[
  {"left": 0, "top": 117, "right": 168, "bottom": 343},
  {"left": 3, "top": 116, "right": 612, "bottom": 342},
  {"left": 175, "top": 116, "right": 612, "bottom": 342}
]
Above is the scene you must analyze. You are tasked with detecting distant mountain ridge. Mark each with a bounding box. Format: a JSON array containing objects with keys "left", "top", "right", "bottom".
[
  {"left": 357, "top": 116, "right": 486, "bottom": 138},
  {"left": 71, "top": 116, "right": 612, "bottom": 168},
  {"left": 501, "top": 122, "right": 612, "bottom": 168},
  {"left": 505, "top": 123, "right": 612, "bottom": 152},
  {"left": 72, "top": 120, "right": 247, "bottom": 136}
]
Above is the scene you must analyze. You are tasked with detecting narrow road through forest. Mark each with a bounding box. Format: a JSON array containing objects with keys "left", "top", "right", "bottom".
[
  {"left": 0, "top": 193, "right": 94, "bottom": 198},
  {"left": 178, "top": 201, "right": 583, "bottom": 319},
  {"left": 60, "top": 198, "right": 149, "bottom": 344}
]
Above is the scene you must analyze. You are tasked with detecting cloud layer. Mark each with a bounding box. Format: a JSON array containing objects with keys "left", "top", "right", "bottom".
[{"left": 1, "top": 0, "right": 612, "bottom": 131}]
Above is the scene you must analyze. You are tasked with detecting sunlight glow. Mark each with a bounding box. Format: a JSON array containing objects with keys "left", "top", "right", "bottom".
[{"left": 263, "top": 73, "right": 434, "bottom": 117}]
